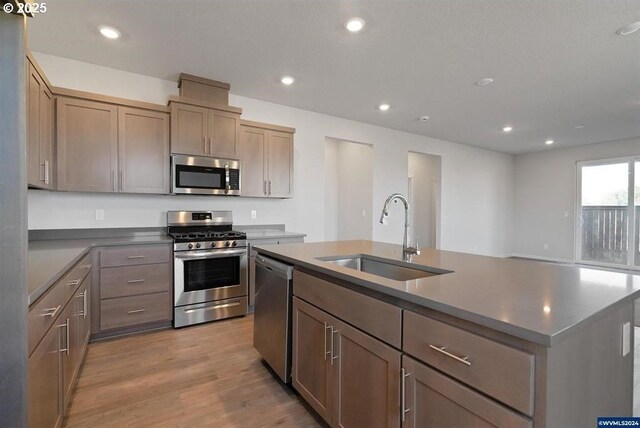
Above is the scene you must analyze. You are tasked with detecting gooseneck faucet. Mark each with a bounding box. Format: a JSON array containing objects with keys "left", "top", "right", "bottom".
[{"left": 379, "top": 193, "right": 420, "bottom": 261}]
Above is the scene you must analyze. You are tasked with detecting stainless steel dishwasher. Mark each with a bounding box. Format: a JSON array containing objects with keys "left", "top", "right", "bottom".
[{"left": 253, "top": 253, "right": 294, "bottom": 383}]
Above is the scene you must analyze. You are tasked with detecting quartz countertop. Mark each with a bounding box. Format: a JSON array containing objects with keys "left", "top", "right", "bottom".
[
  {"left": 28, "top": 232, "right": 172, "bottom": 306},
  {"left": 234, "top": 224, "right": 306, "bottom": 241},
  {"left": 253, "top": 240, "right": 640, "bottom": 346}
]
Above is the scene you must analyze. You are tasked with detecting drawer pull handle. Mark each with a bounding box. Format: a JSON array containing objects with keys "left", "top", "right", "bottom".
[
  {"left": 128, "top": 309, "right": 147, "bottom": 315},
  {"left": 126, "top": 255, "right": 146, "bottom": 259},
  {"left": 127, "top": 279, "right": 146, "bottom": 284},
  {"left": 67, "top": 279, "right": 81, "bottom": 286},
  {"left": 429, "top": 345, "right": 471, "bottom": 366},
  {"left": 42, "top": 305, "right": 61, "bottom": 319}
]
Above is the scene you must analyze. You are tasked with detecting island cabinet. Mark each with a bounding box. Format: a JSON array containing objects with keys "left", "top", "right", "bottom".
[
  {"left": 238, "top": 120, "right": 294, "bottom": 198},
  {"left": 26, "top": 54, "right": 54, "bottom": 190},
  {"left": 28, "top": 254, "right": 92, "bottom": 428},
  {"left": 170, "top": 98, "right": 241, "bottom": 159},
  {"left": 56, "top": 92, "right": 170, "bottom": 194}
]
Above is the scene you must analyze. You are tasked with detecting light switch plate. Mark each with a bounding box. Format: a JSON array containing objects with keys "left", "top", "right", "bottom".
[
  {"left": 251, "top": 210, "right": 257, "bottom": 219},
  {"left": 95, "top": 209, "right": 105, "bottom": 221},
  {"left": 622, "top": 322, "right": 631, "bottom": 357}
]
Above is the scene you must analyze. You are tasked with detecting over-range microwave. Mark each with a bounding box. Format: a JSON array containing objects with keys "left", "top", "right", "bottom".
[{"left": 171, "top": 155, "right": 241, "bottom": 196}]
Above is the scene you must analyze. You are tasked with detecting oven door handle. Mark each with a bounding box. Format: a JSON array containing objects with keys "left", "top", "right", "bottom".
[{"left": 174, "top": 249, "right": 247, "bottom": 260}]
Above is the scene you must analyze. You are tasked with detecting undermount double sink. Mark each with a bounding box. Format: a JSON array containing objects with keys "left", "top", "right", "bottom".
[{"left": 316, "top": 254, "right": 452, "bottom": 281}]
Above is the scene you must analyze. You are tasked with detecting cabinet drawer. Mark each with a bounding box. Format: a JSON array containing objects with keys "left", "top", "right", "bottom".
[
  {"left": 100, "top": 244, "right": 171, "bottom": 268},
  {"left": 58, "top": 254, "right": 92, "bottom": 305},
  {"left": 100, "top": 264, "right": 171, "bottom": 299},
  {"left": 100, "top": 292, "right": 172, "bottom": 331},
  {"left": 28, "top": 283, "right": 63, "bottom": 356},
  {"left": 293, "top": 270, "right": 402, "bottom": 348},
  {"left": 403, "top": 310, "right": 534, "bottom": 416}
]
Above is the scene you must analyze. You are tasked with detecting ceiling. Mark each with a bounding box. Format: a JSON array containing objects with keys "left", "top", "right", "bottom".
[{"left": 28, "top": 0, "right": 640, "bottom": 154}]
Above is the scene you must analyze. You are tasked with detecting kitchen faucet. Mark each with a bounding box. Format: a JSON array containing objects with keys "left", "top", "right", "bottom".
[{"left": 379, "top": 193, "right": 420, "bottom": 261}]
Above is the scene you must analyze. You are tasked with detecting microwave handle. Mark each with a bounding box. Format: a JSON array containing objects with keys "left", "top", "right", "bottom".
[{"left": 225, "top": 163, "right": 230, "bottom": 194}]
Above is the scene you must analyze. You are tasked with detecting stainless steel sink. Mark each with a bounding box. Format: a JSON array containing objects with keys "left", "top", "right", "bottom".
[{"left": 316, "top": 255, "right": 450, "bottom": 281}]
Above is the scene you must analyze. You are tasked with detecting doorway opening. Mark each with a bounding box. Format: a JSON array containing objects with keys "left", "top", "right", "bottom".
[
  {"left": 408, "top": 152, "right": 441, "bottom": 249},
  {"left": 325, "top": 138, "right": 373, "bottom": 241}
]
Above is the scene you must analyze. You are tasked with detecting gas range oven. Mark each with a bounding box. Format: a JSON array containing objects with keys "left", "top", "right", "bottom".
[{"left": 167, "top": 211, "right": 248, "bottom": 328}]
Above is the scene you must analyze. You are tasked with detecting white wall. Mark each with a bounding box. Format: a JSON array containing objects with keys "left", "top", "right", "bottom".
[
  {"left": 408, "top": 152, "right": 441, "bottom": 248},
  {"left": 514, "top": 137, "right": 640, "bottom": 261},
  {"left": 324, "top": 139, "right": 339, "bottom": 241},
  {"left": 29, "top": 52, "right": 515, "bottom": 256}
]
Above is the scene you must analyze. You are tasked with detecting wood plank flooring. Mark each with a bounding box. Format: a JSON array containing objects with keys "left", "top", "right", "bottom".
[{"left": 64, "top": 315, "right": 325, "bottom": 427}]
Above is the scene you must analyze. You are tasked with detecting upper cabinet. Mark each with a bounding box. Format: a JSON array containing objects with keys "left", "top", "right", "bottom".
[
  {"left": 170, "top": 98, "right": 241, "bottom": 159},
  {"left": 239, "top": 120, "right": 294, "bottom": 198},
  {"left": 26, "top": 55, "right": 54, "bottom": 190},
  {"left": 57, "top": 91, "right": 170, "bottom": 194}
]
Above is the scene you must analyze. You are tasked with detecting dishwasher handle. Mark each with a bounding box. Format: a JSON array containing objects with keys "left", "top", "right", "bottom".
[{"left": 255, "top": 254, "right": 293, "bottom": 280}]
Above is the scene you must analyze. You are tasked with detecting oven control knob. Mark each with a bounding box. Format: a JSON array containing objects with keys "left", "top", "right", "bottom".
[
  {"left": 232, "top": 241, "right": 237, "bottom": 247},
  {"left": 187, "top": 243, "right": 193, "bottom": 249},
  {"left": 211, "top": 242, "right": 216, "bottom": 248},
  {"left": 224, "top": 241, "right": 231, "bottom": 247},
  {"left": 195, "top": 243, "right": 201, "bottom": 249}
]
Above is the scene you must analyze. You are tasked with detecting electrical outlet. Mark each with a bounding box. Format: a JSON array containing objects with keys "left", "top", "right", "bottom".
[
  {"left": 543, "top": 243, "right": 549, "bottom": 250},
  {"left": 564, "top": 211, "right": 569, "bottom": 218},
  {"left": 251, "top": 210, "right": 257, "bottom": 219},
  {"left": 95, "top": 209, "right": 105, "bottom": 221},
  {"left": 362, "top": 209, "right": 366, "bottom": 218}
]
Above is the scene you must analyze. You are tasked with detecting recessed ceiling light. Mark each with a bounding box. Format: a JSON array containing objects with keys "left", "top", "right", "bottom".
[
  {"left": 575, "top": 125, "right": 585, "bottom": 129},
  {"left": 419, "top": 115, "right": 430, "bottom": 122},
  {"left": 502, "top": 126, "right": 513, "bottom": 133},
  {"left": 545, "top": 139, "right": 555, "bottom": 145},
  {"left": 345, "top": 18, "right": 366, "bottom": 33},
  {"left": 475, "top": 77, "right": 494, "bottom": 86},
  {"left": 99, "top": 26, "right": 121, "bottom": 40},
  {"left": 280, "top": 76, "right": 295, "bottom": 85},
  {"left": 616, "top": 21, "right": 640, "bottom": 35},
  {"left": 379, "top": 103, "right": 390, "bottom": 111}
]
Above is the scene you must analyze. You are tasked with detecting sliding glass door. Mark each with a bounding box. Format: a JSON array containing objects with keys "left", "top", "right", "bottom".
[{"left": 577, "top": 158, "right": 638, "bottom": 268}]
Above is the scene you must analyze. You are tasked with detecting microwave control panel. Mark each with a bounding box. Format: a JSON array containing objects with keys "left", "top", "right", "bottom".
[{"left": 228, "top": 170, "right": 240, "bottom": 190}]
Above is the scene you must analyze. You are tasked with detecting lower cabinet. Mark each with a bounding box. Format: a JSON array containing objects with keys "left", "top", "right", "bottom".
[
  {"left": 28, "top": 262, "right": 92, "bottom": 428},
  {"left": 401, "top": 355, "right": 532, "bottom": 428},
  {"left": 292, "top": 297, "right": 401, "bottom": 428}
]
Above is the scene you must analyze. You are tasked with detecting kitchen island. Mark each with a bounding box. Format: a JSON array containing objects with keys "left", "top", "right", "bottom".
[{"left": 254, "top": 240, "right": 640, "bottom": 428}]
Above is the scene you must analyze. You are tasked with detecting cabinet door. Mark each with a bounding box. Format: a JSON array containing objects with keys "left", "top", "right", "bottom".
[
  {"left": 238, "top": 125, "right": 267, "bottom": 196},
  {"left": 60, "top": 301, "right": 79, "bottom": 411},
  {"left": 57, "top": 97, "right": 118, "bottom": 192},
  {"left": 208, "top": 109, "right": 239, "bottom": 158},
  {"left": 118, "top": 107, "right": 170, "bottom": 194},
  {"left": 333, "top": 318, "right": 401, "bottom": 428},
  {"left": 28, "top": 324, "right": 62, "bottom": 428},
  {"left": 26, "top": 61, "right": 43, "bottom": 187},
  {"left": 402, "top": 356, "right": 532, "bottom": 428},
  {"left": 267, "top": 131, "right": 293, "bottom": 197},
  {"left": 170, "top": 102, "right": 208, "bottom": 156},
  {"left": 76, "top": 278, "right": 91, "bottom": 361},
  {"left": 292, "top": 297, "right": 333, "bottom": 425}
]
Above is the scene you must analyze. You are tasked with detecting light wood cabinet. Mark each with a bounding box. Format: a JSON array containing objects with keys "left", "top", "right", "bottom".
[
  {"left": 57, "top": 97, "right": 170, "bottom": 194},
  {"left": 401, "top": 355, "right": 532, "bottom": 428},
  {"left": 170, "top": 100, "right": 240, "bottom": 158},
  {"left": 26, "top": 58, "right": 54, "bottom": 189},
  {"left": 118, "top": 107, "right": 170, "bottom": 194},
  {"left": 57, "top": 97, "right": 118, "bottom": 192},
  {"left": 239, "top": 120, "right": 294, "bottom": 198},
  {"left": 28, "top": 258, "right": 92, "bottom": 428},
  {"left": 292, "top": 297, "right": 401, "bottom": 428},
  {"left": 28, "top": 323, "right": 62, "bottom": 428}
]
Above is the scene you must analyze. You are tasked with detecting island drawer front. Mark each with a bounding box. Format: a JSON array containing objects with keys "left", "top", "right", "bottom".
[
  {"left": 100, "top": 292, "right": 172, "bottom": 331},
  {"left": 100, "top": 264, "right": 172, "bottom": 299},
  {"left": 403, "top": 310, "right": 535, "bottom": 416},
  {"left": 293, "top": 270, "right": 402, "bottom": 348},
  {"left": 100, "top": 244, "right": 171, "bottom": 268},
  {"left": 58, "top": 254, "right": 92, "bottom": 305},
  {"left": 28, "top": 283, "right": 63, "bottom": 356}
]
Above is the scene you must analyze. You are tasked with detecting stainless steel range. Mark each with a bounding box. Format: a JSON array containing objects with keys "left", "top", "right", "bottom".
[{"left": 168, "top": 211, "right": 248, "bottom": 328}]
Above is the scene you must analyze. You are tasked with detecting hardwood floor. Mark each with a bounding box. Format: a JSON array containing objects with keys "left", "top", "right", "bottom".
[{"left": 64, "top": 315, "right": 325, "bottom": 427}]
